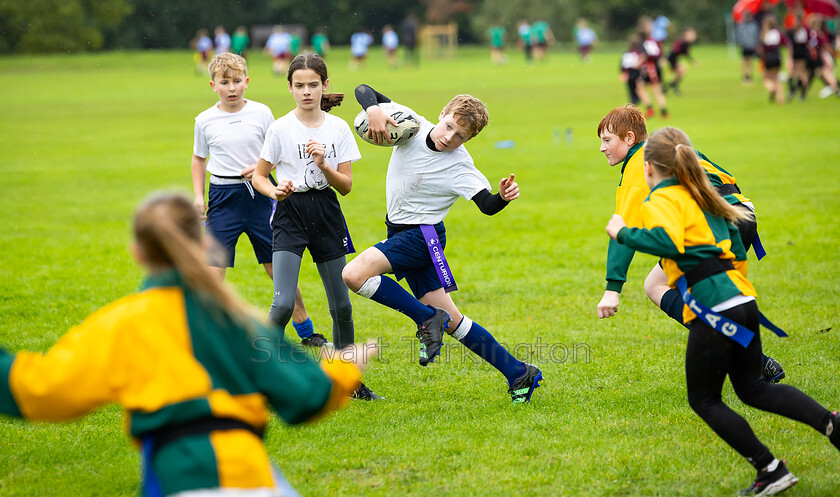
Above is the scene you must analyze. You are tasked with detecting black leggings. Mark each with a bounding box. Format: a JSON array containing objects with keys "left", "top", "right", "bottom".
[{"left": 685, "top": 300, "right": 831, "bottom": 469}]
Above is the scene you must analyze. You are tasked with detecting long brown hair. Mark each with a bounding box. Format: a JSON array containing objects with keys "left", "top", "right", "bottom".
[
  {"left": 133, "top": 192, "right": 257, "bottom": 328},
  {"left": 287, "top": 52, "right": 344, "bottom": 112},
  {"left": 644, "top": 128, "right": 751, "bottom": 223}
]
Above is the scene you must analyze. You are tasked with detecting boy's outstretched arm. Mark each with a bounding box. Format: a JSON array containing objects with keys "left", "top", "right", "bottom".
[{"left": 471, "top": 174, "right": 519, "bottom": 215}]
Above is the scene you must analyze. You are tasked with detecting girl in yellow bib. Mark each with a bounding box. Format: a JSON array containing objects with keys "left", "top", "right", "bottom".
[
  {"left": 606, "top": 127, "right": 839, "bottom": 496},
  {"left": 0, "top": 192, "right": 374, "bottom": 497}
]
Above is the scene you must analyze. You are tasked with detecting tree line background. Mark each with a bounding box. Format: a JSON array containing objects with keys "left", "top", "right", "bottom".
[{"left": 0, "top": 0, "right": 741, "bottom": 54}]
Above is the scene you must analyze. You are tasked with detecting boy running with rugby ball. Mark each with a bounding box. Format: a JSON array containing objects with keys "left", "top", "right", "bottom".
[{"left": 342, "top": 85, "right": 543, "bottom": 403}]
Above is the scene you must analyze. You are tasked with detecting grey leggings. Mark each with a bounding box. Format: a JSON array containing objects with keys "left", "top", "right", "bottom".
[{"left": 268, "top": 251, "right": 354, "bottom": 349}]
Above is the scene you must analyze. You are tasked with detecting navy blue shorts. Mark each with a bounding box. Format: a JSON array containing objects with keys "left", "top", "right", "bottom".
[
  {"left": 205, "top": 183, "right": 273, "bottom": 267},
  {"left": 375, "top": 221, "right": 447, "bottom": 299}
]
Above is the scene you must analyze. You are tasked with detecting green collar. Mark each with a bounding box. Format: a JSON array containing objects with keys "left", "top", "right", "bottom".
[
  {"left": 620, "top": 141, "right": 645, "bottom": 175},
  {"left": 140, "top": 269, "right": 183, "bottom": 291},
  {"left": 650, "top": 177, "right": 680, "bottom": 193}
]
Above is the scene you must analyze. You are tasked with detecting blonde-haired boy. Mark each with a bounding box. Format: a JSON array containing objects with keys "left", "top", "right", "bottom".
[{"left": 191, "top": 53, "right": 323, "bottom": 346}]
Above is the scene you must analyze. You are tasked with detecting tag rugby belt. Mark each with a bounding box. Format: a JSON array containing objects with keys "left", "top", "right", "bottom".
[{"left": 677, "top": 257, "right": 787, "bottom": 348}]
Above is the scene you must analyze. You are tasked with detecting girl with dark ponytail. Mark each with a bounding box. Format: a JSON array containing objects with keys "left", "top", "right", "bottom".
[
  {"left": 606, "top": 127, "right": 839, "bottom": 495},
  {"left": 251, "top": 53, "right": 380, "bottom": 398},
  {"left": 0, "top": 192, "right": 375, "bottom": 496}
]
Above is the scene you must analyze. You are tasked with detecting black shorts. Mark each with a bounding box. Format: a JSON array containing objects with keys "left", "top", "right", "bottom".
[
  {"left": 807, "top": 55, "right": 824, "bottom": 70},
  {"left": 742, "top": 47, "right": 757, "bottom": 57},
  {"left": 763, "top": 52, "right": 781, "bottom": 69},
  {"left": 792, "top": 45, "right": 809, "bottom": 60},
  {"left": 668, "top": 52, "right": 679, "bottom": 71},
  {"left": 271, "top": 188, "right": 349, "bottom": 263},
  {"left": 642, "top": 60, "right": 662, "bottom": 84}
]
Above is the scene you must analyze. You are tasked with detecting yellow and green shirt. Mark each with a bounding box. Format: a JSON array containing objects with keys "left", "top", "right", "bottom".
[
  {"left": 0, "top": 270, "right": 360, "bottom": 495},
  {"left": 616, "top": 178, "right": 757, "bottom": 323},
  {"left": 606, "top": 142, "right": 751, "bottom": 292}
]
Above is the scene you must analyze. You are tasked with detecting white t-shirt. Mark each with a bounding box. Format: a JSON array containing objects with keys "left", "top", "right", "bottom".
[
  {"left": 383, "top": 31, "right": 399, "bottom": 50},
  {"left": 385, "top": 111, "right": 491, "bottom": 225},
  {"left": 260, "top": 111, "right": 361, "bottom": 192},
  {"left": 193, "top": 100, "right": 275, "bottom": 177}
]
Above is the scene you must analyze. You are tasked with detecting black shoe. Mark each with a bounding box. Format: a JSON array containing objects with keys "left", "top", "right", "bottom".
[
  {"left": 351, "top": 382, "right": 384, "bottom": 401},
  {"left": 762, "top": 356, "right": 785, "bottom": 383},
  {"left": 508, "top": 363, "right": 544, "bottom": 404},
  {"left": 301, "top": 333, "right": 332, "bottom": 348},
  {"left": 829, "top": 411, "right": 840, "bottom": 451},
  {"left": 738, "top": 460, "right": 799, "bottom": 496},
  {"left": 416, "top": 307, "right": 449, "bottom": 366}
]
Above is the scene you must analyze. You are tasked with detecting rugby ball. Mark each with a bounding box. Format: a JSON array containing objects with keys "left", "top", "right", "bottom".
[{"left": 354, "top": 102, "right": 421, "bottom": 147}]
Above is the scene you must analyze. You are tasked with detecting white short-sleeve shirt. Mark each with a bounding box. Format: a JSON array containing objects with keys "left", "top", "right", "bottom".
[
  {"left": 385, "top": 109, "right": 491, "bottom": 225},
  {"left": 193, "top": 100, "right": 275, "bottom": 177},
  {"left": 260, "top": 111, "right": 361, "bottom": 192}
]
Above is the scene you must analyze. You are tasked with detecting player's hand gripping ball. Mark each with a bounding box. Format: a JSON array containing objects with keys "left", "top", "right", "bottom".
[{"left": 354, "top": 102, "right": 421, "bottom": 147}]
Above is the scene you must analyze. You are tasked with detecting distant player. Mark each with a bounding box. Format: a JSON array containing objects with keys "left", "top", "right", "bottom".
[
  {"left": 807, "top": 16, "right": 839, "bottom": 98},
  {"left": 214, "top": 25, "right": 231, "bottom": 54},
  {"left": 486, "top": 22, "right": 508, "bottom": 65},
  {"left": 230, "top": 26, "right": 250, "bottom": 58},
  {"left": 191, "top": 52, "right": 324, "bottom": 348},
  {"left": 606, "top": 127, "right": 840, "bottom": 496},
  {"left": 758, "top": 15, "right": 789, "bottom": 104},
  {"left": 382, "top": 24, "right": 399, "bottom": 69},
  {"left": 787, "top": 14, "right": 811, "bottom": 100},
  {"left": 193, "top": 28, "right": 213, "bottom": 74},
  {"left": 342, "top": 84, "right": 544, "bottom": 403},
  {"left": 0, "top": 191, "right": 374, "bottom": 496},
  {"left": 620, "top": 36, "right": 648, "bottom": 106},
  {"left": 516, "top": 19, "right": 533, "bottom": 63},
  {"left": 736, "top": 12, "right": 761, "bottom": 85},
  {"left": 574, "top": 18, "right": 598, "bottom": 62},
  {"left": 637, "top": 17, "right": 668, "bottom": 118},
  {"left": 666, "top": 27, "right": 697, "bottom": 95},
  {"left": 531, "top": 18, "right": 555, "bottom": 62},
  {"left": 265, "top": 26, "right": 292, "bottom": 75},
  {"left": 595, "top": 105, "right": 786, "bottom": 383},
  {"left": 652, "top": 14, "right": 670, "bottom": 43},
  {"left": 349, "top": 28, "right": 374, "bottom": 70},
  {"left": 311, "top": 27, "right": 331, "bottom": 58}
]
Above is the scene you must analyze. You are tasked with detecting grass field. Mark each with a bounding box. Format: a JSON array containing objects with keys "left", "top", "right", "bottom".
[{"left": 1, "top": 44, "right": 839, "bottom": 496}]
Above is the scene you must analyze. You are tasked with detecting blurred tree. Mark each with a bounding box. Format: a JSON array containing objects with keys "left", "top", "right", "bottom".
[
  {"left": 420, "top": 0, "right": 475, "bottom": 23},
  {"left": 0, "top": 0, "right": 745, "bottom": 53},
  {"left": 0, "top": 0, "right": 131, "bottom": 53}
]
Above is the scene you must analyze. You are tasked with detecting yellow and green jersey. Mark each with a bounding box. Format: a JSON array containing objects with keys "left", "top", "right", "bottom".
[
  {"left": 606, "top": 142, "right": 751, "bottom": 292},
  {"left": 616, "top": 178, "right": 756, "bottom": 323},
  {"left": 0, "top": 270, "right": 359, "bottom": 495}
]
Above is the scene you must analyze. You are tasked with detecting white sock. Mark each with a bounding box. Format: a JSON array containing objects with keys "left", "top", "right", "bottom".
[
  {"left": 450, "top": 316, "right": 473, "bottom": 340},
  {"left": 762, "top": 459, "right": 779, "bottom": 473},
  {"left": 356, "top": 276, "right": 381, "bottom": 298}
]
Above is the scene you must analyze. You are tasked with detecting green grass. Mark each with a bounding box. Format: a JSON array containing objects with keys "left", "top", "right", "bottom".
[{"left": 1, "top": 45, "right": 839, "bottom": 496}]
